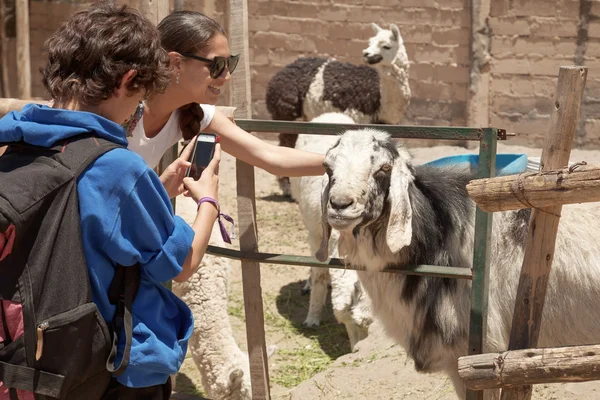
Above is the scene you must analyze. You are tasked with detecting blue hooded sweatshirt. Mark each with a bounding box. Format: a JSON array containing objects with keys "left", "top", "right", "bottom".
[{"left": 0, "top": 104, "right": 195, "bottom": 388}]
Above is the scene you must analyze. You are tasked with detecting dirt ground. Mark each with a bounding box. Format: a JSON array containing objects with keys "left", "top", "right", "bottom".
[{"left": 172, "top": 136, "right": 600, "bottom": 400}]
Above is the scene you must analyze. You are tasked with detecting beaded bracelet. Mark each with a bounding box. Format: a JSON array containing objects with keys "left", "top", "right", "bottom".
[{"left": 197, "top": 196, "right": 235, "bottom": 244}]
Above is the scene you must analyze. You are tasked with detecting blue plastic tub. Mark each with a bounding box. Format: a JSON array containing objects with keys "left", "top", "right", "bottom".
[{"left": 423, "top": 154, "right": 528, "bottom": 176}]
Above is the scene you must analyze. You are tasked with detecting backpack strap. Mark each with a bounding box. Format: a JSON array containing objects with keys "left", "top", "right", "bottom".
[
  {"left": 54, "top": 134, "right": 142, "bottom": 376},
  {"left": 106, "top": 263, "right": 141, "bottom": 376},
  {"left": 50, "top": 134, "right": 123, "bottom": 178}
]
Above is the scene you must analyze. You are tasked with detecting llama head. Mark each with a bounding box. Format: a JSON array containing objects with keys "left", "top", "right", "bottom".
[
  {"left": 316, "top": 129, "right": 414, "bottom": 261},
  {"left": 362, "top": 23, "right": 403, "bottom": 65}
]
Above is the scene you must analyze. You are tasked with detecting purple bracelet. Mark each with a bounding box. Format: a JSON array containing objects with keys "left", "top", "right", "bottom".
[{"left": 197, "top": 196, "right": 235, "bottom": 244}]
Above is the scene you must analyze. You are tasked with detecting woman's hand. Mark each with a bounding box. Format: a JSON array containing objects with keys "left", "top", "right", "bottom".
[
  {"left": 159, "top": 138, "right": 195, "bottom": 199},
  {"left": 183, "top": 143, "right": 221, "bottom": 203}
]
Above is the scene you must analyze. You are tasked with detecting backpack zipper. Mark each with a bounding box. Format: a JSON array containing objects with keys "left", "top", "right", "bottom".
[
  {"left": 35, "top": 321, "right": 49, "bottom": 360},
  {"left": 34, "top": 303, "right": 97, "bottom": 361}
]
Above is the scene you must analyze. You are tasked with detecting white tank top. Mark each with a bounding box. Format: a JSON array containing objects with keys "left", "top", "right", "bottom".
[{"left": 127, "top": 104, "right": 216, "bottom": 168}]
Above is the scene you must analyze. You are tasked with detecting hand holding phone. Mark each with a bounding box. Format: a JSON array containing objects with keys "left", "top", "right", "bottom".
[
  {"left": 186, "top": 134, "right": 219, "bottom": 180},
  {"left": 183, "top": 142, "right": 221, "bottom": 204}
]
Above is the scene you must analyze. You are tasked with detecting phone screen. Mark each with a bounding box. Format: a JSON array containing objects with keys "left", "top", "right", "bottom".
[{"left": 187, "top": 135, "right": 216, "bottom": 180}]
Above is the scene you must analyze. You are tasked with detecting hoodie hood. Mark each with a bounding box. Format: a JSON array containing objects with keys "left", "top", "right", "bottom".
[{"left": 0, "top": 104, "right": 128, "bottom": 148}]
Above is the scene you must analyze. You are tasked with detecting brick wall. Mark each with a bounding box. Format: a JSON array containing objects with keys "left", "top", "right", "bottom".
[
  {"left": 5, "top": 0, "right": 600, "bottom": 148},
  {"left": 248, "top": 0, "right": 472, "bottom": 130},
  {"left": 489, "top": 0, "right": 600, "bottom": 147}
]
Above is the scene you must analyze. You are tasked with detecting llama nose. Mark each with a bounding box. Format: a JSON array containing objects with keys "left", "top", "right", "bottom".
[{"left": 330, "top": 195, "right": 354, "bottom": 210}]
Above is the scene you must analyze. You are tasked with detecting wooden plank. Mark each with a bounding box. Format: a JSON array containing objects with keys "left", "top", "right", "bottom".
[
  {"left": 0, "top": 0, "right": 8, "bottom": 98},
  {"left": 227, "top": 0, "right": 269, "bottom": 396},
  {"left": 236, "top": 119, "right": 507, "bottom": 141},
  {"left": 466, "top": 128, "right": 497, "bottom": 400},
  {"left": 467, "top": 164, "right": 600, "bottom": 212},
  {"left": 467, "top": 0, "right": 491, "bottom": 128},
  {"left": 206, "top": 245, "right": 474, "bottom": 280},
  {"left": 459, "top": 344, "right": 600, "bottom": 390},
  {"left": 15, "top": 0, "right": 29, "bottom": 99},
  {"left": 227, "top": 0, "right": 251, "bottom": 119},
  {"left": 500, "top": 66, "right": 588, "bottom": 400},
  {"left": 236, "top": 160, "right": 271, "bottom": 400}
]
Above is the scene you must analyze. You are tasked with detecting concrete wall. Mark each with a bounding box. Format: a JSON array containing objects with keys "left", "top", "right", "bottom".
[{"left": 4, "top": 0, "right": 600, "bottom": 148}]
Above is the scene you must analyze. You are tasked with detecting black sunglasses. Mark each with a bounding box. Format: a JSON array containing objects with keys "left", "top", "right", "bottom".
[{"left": 179, "top": 52, "right": 240, "bottom": 79}]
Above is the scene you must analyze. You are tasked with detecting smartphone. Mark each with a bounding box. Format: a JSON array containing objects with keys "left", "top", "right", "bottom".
[{"left": 186, "top": 134, "right": 218, "bottom": 180}]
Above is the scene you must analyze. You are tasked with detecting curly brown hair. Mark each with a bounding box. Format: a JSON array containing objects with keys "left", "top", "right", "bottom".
[
  {"left": 157, "top": 11, "right": 226, "bottom": 140},
  {"left": 41, "top": 1, "right": 171, "bottom": 107}
]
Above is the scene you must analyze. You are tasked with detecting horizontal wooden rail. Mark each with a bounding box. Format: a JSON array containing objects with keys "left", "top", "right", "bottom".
[
  {"left": 206, "top": 245, "right": 473, "bottom": 279},
  {"left": 459, "top": 343, "right": 600, "bottom": 390},
  {"left": 236, "top": 119, "right": 508, "bottom": 141},
  {"left": 467, "top": 164, "right": 599, "bottom": 212}
]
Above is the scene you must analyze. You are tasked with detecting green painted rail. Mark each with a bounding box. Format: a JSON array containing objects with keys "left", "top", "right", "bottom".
[
  {"left": 236, "top": 119, "right": 508, "bottom": 141},
  {"left": 206, "top": 245, "right": 473, "bottom": 280}
]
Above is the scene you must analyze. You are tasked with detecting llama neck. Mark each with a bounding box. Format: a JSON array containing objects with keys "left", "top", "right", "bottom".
[{"left": 375, "top": 47, "right": 411, "bottom": 125}]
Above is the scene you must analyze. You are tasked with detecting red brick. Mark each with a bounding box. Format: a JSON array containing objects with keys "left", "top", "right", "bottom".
[
  {"left": 317, "top": 5, "right": 349, "bottom": 22},
  {"left": 531, "top": 57, "right": 573, "bottom": 76},
  {"left": 412, "top": 44, "right": 456, "bottom": 63},
  {"left": 532, "top": 76, "right": 559, "bottom": 97},
  {"left": 411, "top": 80, "right": 453, "bottom": 100},
  {"left": 490, "top": 112, "right": 551, "bottom": 137},
  {"left": 511, "top": 0, "right": 557, "bottom": 17},
  {"left": 411, "top": 63, "right": 435, "bottom": 81},
  {"left": 558, "top": 0, "right": 581, "bottom": 19},
  {"left": 452, "top": 83, "right": 469, "bottom": 102},
  {"left": 492, "top": 58, "right": 532, "bottom": 75},
  {"left": 433, "top": 65, "right": 470, "bottom": 83},
  {"left": 432, "top": 27, "right": 470, "bottom": 46},
  {"left": 401, "top": 25, "right": 433, "bottom": 44},
  {"left": 533, "top": 17, "right": 579, "bottom": 37},
  {"left": 345, "top": 6, "right": 383, "bottom": 23},
  {"left": 489, "top": 16, "right": 531, "bottom": 36},
  {"left": 269, "top": 16, "right": 328, "bottom": 36},
  {"left": 593, "top": 1, "right": 600, "bottom": 17},
  {"left": 492, "top": 94, "right": 554, "bottom": 115},
  {"left": 327, "top": 22, "right": 373, "bottom": 40},
  {"left": 490, "top": 77, "right": 515, "bottom": 95},
  {"left": 490, "top": 0, "right": 511, "bottom": 17},
  {"left": 250, "top": 47, "right": 270, "bottom": 66},
  {"left": 268, "top": 49, "right": 305, "bottom": 67},
  {"left": 249, "top": 17, "right": 270, "bottom": 32},
  {"left": 252, "top": 32, "right": 316, "bottom": 52},
  {"left": 589, "top": 21, "right": 600, "bottom": 39}
]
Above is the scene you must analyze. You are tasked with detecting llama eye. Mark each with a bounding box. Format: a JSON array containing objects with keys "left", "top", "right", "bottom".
[
  {"left": 382, "top": 45, "right": 391, "bottom": 50},
  {"left": 380, "top": 164, "right": 392, "bottom": 173}
]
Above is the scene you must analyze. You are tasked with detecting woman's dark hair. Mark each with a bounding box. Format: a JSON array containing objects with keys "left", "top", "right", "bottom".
[
  {"left": 41, "top": 1, "right": 171, "bottom": 107},
  {"left": 157, "top": 11, "right": 226, "bottom": 140}
]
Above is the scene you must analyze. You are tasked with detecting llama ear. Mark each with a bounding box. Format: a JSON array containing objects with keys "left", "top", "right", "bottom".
[
  {"left": 390, "top": 24, "right": 400, "bottom": 41},
  {"left": 371, "top": 22, "right": 383, "bottom": 34},
  {"left": 385, "top": 157, "right": 413, "bottom": 254},
  {"left": 316, "top": 177, "right": 332, "bottom": 262}
]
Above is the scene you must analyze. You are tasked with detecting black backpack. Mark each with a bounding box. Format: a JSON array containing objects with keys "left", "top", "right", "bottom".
[{"left": 0, "top": 134, "right": 140, "bottom": 399}]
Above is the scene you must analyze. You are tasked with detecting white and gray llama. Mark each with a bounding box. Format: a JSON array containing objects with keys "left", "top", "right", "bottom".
[
  {"left": 266, "top": 23, "right": 411, "bottom": 196},
  {"left": 316, "top": 128, "right": 600, "bottom": 399},
  {"left": 290, "top": 113, "right": 372, "bottom": 351}
]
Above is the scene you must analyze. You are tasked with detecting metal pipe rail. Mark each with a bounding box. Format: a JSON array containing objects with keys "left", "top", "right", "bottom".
[
  {"left": 206, "top": 245, "right": 473, "bottom": 280},
  {"left": 236, "top": 119, "right": 508, "bottom": 141}
]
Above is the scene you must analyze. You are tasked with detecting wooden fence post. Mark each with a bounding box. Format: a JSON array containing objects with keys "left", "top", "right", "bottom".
[
  {"left": 15, "top": 0, "right": 29, "bottom": 99},
  {"left": 228, "top": 0, "right": 271, "bottom": 398},
  {"left": 500, "top": 66, "right": 588, "bottom": 400}
]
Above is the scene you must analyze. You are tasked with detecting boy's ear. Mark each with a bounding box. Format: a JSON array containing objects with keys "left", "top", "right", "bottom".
[{"left": 114, "top": 69, "right": 138, "bottom": 98}]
